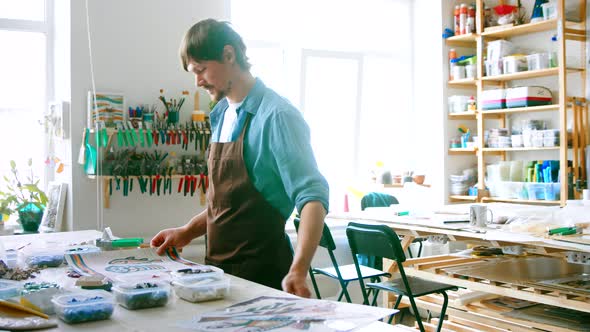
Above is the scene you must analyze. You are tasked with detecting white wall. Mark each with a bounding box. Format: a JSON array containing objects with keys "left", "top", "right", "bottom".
[
  {"left": 412, "top": 0, "right": 446, "bottom": 207},
  {"left": 66, "top": 0, "right": 230, "bottom": 237}
]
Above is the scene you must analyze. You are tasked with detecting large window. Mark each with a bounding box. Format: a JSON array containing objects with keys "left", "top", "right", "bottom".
[
  {"left": 231, "top": 0, "right": 413, "bottom": 208},
  {"left": 0, "top": 0, "right": 53, "bottom": 188}
]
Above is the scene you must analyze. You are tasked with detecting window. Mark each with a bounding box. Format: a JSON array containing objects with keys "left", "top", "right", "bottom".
[
  {"left": 231, "top": 0, "right": 413, "bottom": 209},
  {"left": 0, "top": 0, "right": 53, "bottom": 189}
]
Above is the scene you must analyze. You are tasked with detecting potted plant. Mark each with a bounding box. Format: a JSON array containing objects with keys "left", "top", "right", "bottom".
[{"left": 1, "top": 159, "right": 48, "bottom": 232}]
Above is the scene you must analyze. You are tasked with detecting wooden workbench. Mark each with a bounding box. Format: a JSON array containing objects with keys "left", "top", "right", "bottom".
[{"left": 327, "top": 205, "right": 590, "bottom": 332}]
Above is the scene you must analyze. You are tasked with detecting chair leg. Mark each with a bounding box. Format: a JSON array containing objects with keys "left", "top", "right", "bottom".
[
  {"left": 336, "top": 281, "right": 352, "bottom": 303},
  {"left": 309, "top": 270, "right": 322, "bottom": 299},
  {"left": 407, "top": 295, "right": 426, "bottom": 332},
  {"left": 435, "top": 292, "right": 449, "bottom": 332},
  {"left": 407, "top": 246, "right": 413, "bottom": 258},
  {"left": 370, "top": 289, "right": 381, "bottom": 306},
  {"left": 417, "top": 240, "right": 423, "bottom": 257},
  {"left": 387, "top": 294, "right": 403, "bottom": 324}
]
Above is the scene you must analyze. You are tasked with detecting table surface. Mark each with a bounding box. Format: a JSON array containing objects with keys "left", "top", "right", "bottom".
[
  {"left": 327, "top": 204, "right": 590, "bottom": 253},
  {"left": 0, "top": 230, "right": 405, "bottom": 332}
]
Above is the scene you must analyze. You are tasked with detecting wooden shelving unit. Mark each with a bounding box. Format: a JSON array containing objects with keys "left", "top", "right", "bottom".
[
  {"left": 449, "top": 195, "right": 478, "bottom": 202},
  {"left": 480, "top": 197, "right": 561, "bottom": 205},
  {"left": 448, "top": 147, "right": 477, "bottom": 155},
  {"left": 445, "top": 0, "right": 587, "bottom": 207}
]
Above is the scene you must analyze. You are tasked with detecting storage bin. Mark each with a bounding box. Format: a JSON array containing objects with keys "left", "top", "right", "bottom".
[
  {"left": 527, "top": 183, "right": 546, "bottom": 200},
  {"left": 172, "top": 276, "right": 230, "bottom": 303},
  {"left": 526, "top": 53, "right": 549, "bottom": 71},
  {"left": 482, "top": 89, "right": 506, "bottom": 110},
  {"left": 485, "top": 59, "right": 503, "bottom": 77},
  {"left": 113, "top": 281, "right": 170, "bottom": 310},
  {"left": 448, "top": 95, "right": 471, "bottom": 113},
  {"left": 505, "top": 86, "right": 552, "bottom": 108},
  {"left": 503, "top": 55, "right": 528, "bottom": 74},
  {"left": 465, "top": 64, "right": 476, "bottom": 79},
  {"left": 511, "top": 134, "right": 523, "bottom": 147},
  {"left": 543, "top": 136, "right": 559, "bottom": 147},
  {"left": 487, "top": 40, "right": 514, "bottom": 62},
  {"left": 544, "top": 183, "right": 561, "bottom": 201},
  {"left": 52, "top": 290, "right": 114, "bottom": 324}
]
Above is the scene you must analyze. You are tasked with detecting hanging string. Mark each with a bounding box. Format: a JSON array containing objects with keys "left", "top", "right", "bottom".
[{"left": 85, "top": 0, "right": 103, "bottom": 232}]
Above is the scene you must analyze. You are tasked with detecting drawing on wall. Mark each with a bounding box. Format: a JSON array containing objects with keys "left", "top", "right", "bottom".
[
  {"left": 40, "top": 182, "right": 67, "bottom": 232},
  {"left": 65, "top": 247, "right": 198, "bottom": 280},
  {"left": 176, "top": 296, "right": 396, "bottom": 331},
  {"left": 87, "top": 91, "right": 124, "bottom": 128}
]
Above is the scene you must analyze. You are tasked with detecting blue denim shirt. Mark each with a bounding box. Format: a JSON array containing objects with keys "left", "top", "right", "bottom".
[{"left": 210, "top": 78, "right": 329, "bottom": 219}]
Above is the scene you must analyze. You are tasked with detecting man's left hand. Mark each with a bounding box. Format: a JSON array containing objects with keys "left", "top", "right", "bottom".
[{"left": 282, "top": 271, "right": 311, "bottom": 298}]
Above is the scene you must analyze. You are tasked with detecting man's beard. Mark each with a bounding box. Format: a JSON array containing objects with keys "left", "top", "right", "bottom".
[{"left": 209, "top": 81, "right": 231, "bottom": 102}]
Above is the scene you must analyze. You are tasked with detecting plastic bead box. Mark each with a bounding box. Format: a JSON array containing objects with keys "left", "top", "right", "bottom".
[
  {"left": 172, "top": 276, "right": 230, "bottom": 303},
  {"left": 52, "top": 291, "right": 114, "bottom": 324},
  {"left": 23, "top": 248, "right": 65, "bottom": 268},
  {"left": 112, "top": 281, "right": 170, "bottom": 310},
  {"left": 170, "top": 265, "right": 224, "bottom": 283},
  {"left": 21, "top": 281, "right": 61, "bottom": 314}
]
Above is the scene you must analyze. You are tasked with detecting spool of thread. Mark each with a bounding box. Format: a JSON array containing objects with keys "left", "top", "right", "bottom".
[
  {"left": 583, "top": 189, "right": 590, "bottom": 201},
  {"left": 192, "top": 110, "right": 205, "bottom": 122}
]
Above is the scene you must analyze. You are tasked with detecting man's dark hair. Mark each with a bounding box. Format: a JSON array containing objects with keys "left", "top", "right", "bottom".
[{"left": 179, "top": 19, "right": 251, "bottom": 71}]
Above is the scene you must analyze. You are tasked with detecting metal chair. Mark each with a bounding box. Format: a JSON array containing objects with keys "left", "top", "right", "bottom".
[
  {"left": 293, "top": 217, "right": 390, "bottom": 303},
  {"left": 346, "top": 222, "right": 458, "bottom": 332}
]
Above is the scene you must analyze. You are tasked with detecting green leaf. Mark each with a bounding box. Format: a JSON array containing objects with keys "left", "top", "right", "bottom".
[
  {"left": 3, "top": 176, "right": 9, "bottom": 183},
  {"left": 9, "top": 160, "right": 15, "bottom": 170},
  {"left": 27, "top": 158, "right": 32, "bottom": 167}
]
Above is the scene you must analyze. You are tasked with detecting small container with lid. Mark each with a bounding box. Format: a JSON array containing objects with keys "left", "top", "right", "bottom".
[
  {"left": 52, "top": 290, "right": 114, "bottom": 324},
  {"left": 112, "top": 281, "right": 170, "bottom": 310},
  {"left": 21, "top": 281, "right": 61, "bottom": 314},
  {"left": 170, "top": 265, "right": 224, "bottom": 283},
  {"left": 22, "top": 247, "right": 65, "bottom": 268},
  {"left": 172, "top": 276, "right": 230, "bottom": 303}
]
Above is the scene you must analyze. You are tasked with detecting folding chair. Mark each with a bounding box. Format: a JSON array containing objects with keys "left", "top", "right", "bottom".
[
  {"left": 293, "top": 217, "right": 390, "bottom": 303},
  {"left": 346, "top": 222, "right": 458, "bottom": 332}
]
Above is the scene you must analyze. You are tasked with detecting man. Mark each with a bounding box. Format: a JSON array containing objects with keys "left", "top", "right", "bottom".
[{"left": 151, "top": 19, "right": 329, "bottom": 298}]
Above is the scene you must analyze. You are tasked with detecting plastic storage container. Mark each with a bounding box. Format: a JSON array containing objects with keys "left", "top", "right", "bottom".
[
  {"left": 448, "top": 95, "right": 471, "bottom": 113},
  {"left": 481, "top": 89, "right": 506, "bottom": 110},
  {"left": 526, "top": 53, "right": 549, "bottom": 71},
  {"left": 505, "top": 86, "right": 552, "bottom": 108},
  {"left": 170, "top": 265, "right": 224, "bottom": 283},
  {"left": 52, "top": 291, "right": 114, "bottom": 324},
  {"left": 527, "top": 183, "right": 547, "bottom": 200},
  {"left": 22, "top": 247, "right": 65, "bottom": 268},
  {"left": 544, "top": 183, "right": 561, "bottom": 201},
  {"left": 21, "top": 282, "right": 61, "bottom": 314},
  {"left": 172, "top": 276, "right": 230, "bottom": 303},
  {"left": 112, "top": 281, "right": 170, "bottom": 310},
  {"left": 0, "top": 280, "right": 21, "bottom": 300},
  {"left": 503, "top": 55, "right": 528, "bottom": 74}
]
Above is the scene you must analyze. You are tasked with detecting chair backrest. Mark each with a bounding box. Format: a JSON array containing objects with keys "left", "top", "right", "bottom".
[
  {"left": 293, "top": 217, "right": 336, "bottom": 251},
  {"left": 360, "top": 192, "right": 399, "bottom": 211},
  {"left": 346, "top": 222, "right": 407, "bottom": 263}
]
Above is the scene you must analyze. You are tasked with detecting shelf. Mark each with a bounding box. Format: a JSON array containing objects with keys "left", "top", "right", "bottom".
[
  {"left": 481, "top": 147, "right": 560, "bottom": 152},
  {"left": 449, "top": 195, "right": 477, "bottom": 202},
  {"left": 448, "top": 111, "right": 476, "bottom": 120},
  {"left": 448, "top": 148, "right": 477, "bottom": 155},
  {"left": 482, "top": 67, "right": 584, "bottom": 82},
  {"left": 445, "top": 33, "right": 477, "bottom": 47},
  {"left": 448, "top": 78, "right": 477, "bottom": 87},
  {"left": 481, "top": 104, "right": 560, "bottom": 115},
  {"left": 481, "top": 197, "right": 560, "bottom": 205},
  {"left": 482, "top": 19, "right": 558, "bottom": 38},
  {"left": 383, "top": 183, "right": 431, "bottom": 188}
]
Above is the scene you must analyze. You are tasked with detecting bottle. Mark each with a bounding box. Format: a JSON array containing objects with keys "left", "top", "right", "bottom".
[
  {"left": 449, "top": 49, "right": 457, "bottom": 80},
  {"left": 454, "top": 5, "right": 460, "bottom": 35},
  {"left": 467, "top": 6, "right": 476, "bottom": 33},
  {"left": 460, "top": 4, "right": 467, "bottom": 35},
  {"left": 468, "top": 96, "right": 477, "bottom": 111}
]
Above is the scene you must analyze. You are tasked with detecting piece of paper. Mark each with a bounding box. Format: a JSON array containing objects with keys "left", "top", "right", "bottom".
[
  {"left": 176, "top": 296, "right": 397, "bottom": 332},
  {"left": 65, "top": 248, "right": 199, "bottom": 280}
]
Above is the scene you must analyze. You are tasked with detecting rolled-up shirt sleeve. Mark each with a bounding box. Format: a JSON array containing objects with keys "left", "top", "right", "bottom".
[{"left": 267, "top": 108, "right": 330, "bottom": 214}]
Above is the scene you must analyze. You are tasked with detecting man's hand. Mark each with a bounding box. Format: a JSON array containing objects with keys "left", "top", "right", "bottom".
[
  {"left": 150, "top": 226, "right": 195, "bottom": 255},
  {"left": 282, "top": 270, "right": 311, "bottom": 298}
]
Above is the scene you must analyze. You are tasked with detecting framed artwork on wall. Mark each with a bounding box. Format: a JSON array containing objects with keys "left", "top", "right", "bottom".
[
  {"left": 40, "top": 182, "right": 67, "bottom": 233},
  {"left": 87, "top": 91, "right": 125, "bottom": 128}
]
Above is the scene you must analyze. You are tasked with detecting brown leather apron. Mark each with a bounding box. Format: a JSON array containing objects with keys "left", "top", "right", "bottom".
[{"left": 205, "top": 114, "right": 293, "bottom": 290}]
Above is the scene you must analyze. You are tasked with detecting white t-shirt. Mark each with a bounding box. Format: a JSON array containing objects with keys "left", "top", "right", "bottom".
[{"left": 218, "top": 99, "right": 244, "bottom": 143}]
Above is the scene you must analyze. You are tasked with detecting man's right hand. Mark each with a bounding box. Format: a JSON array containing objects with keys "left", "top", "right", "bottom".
[{"left": 150, "top": 226, "right": 195, "bottom": 255}]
